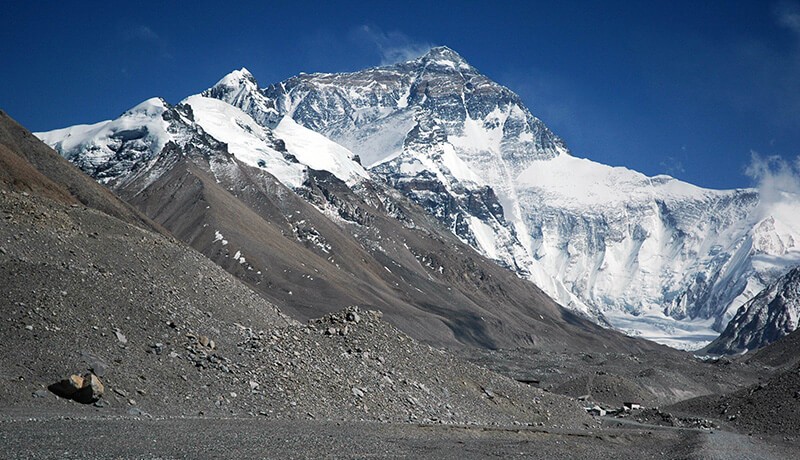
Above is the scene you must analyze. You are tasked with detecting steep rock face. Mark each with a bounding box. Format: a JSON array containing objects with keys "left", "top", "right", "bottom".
[
  {"left": 705, "top": 266, "right": 800, "bottom": 354},
  {"left": 204, "top": 47, "right": 800, "bottom": 348}
]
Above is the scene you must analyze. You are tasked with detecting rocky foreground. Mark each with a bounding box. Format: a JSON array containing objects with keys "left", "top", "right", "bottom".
[
  {"left": 2, "top": 190, "right": 799, "bottom": 458},
  {"left": 0, "top": 190, "right": 591, "bottom": 428}
]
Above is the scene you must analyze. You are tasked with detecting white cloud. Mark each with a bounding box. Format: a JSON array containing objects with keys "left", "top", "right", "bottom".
[
  {"left": 745, "top": 151, "right": 800, "bottom": 217},
  {"left": 351, "top": 25, "right": 432, "bottom": 65}
]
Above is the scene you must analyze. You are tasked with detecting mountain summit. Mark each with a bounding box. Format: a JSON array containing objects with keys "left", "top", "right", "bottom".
[{"left": 415, "top": 46, "right": 472, "bottom": 68}]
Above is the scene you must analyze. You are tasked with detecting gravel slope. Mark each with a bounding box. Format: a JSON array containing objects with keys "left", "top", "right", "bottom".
[{"left": 0, "top": 190, "right": 592, "bottom": 428}]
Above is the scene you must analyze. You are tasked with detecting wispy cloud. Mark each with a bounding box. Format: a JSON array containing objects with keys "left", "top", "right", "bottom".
[
  {"left": 120, "top": 24, "right": 172, "bottom": 60},
  {"left": 745, "top": 151, "right": 800, "bottom": 217},
  {"left": 660, "top": 156, "right": 686, "bottom": 177},
  {"left": 775, "top": 1, "right": 800, "bottom": 38},
  {"left": 350, "top": 25, "right": 431, "bottom": 65}
]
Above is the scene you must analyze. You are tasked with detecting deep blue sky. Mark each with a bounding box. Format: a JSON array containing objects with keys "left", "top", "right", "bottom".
[{"left": 2, "top": 1, "right": 799, "bottom": 190}]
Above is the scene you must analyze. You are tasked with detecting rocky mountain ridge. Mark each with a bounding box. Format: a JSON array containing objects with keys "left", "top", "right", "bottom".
[{"left": 705, "top": 266, "right": 800, "bottom": 354}]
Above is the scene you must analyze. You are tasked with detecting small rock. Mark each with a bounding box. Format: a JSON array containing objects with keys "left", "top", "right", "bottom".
[
  {"left": 32, "top": 389, "right": 50, "bottom": 399},
  {"left": 49, "top": 372, "right": 104, "bottom": 404},
  {"left": 114, "top": 328, "right": 127, "bottom": 344},
  {"left": 49, "top": 374, "right": 84, "bottom": 398},
  {"left": 24, "top": 325, "right": 33, "bottom": 331},
  {"left": 198, "top": 336, "right": 210, "bottom": 347},
  {"left": 80, "top": 373, "right": 105, "bottom": 403},
  {"left": 351, "top": 387, "right": 365, "bottom": 398},
  {"left": 150, "top": 343, "right": 164, "bottom": 355},
  {"left": 127, "top": 407, "right": 148, "bottom": 417}
]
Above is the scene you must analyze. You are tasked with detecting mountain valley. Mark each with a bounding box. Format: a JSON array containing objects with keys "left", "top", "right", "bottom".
[{"left": 2, "top": 46, "right": 799, "bottom": 458}]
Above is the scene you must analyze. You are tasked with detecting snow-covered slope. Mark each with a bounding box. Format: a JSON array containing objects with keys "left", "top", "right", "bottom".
[
  {"left": 35, "top": 98, "right": 176, "bottom": 185},
  {"left": 705, "top": 266, "right": 800, "bottom": 354},
  {"left": 181, "top": 94, "right": 306, "bottom": 188},
  {"left": 38, "top": 86, "right": 370, "bottom": 192},
  {"left": 204, "top": 46, "right": 800, "bottom": 349},
  {"left": 272, "top": 116, "right": 369, "bottom": 186}
]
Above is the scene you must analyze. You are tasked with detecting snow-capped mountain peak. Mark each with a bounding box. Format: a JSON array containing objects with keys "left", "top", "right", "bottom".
[
  {"left": 202, "top": 68, "right": 278, "bottom": 127},
  {"left": 414, "top": 46, "right": 473, "bottom": 70},
  {"left": 35, "top": 48, "right": 800, "bottom": 351},
  {"left": 124, "top": 97, "right": 169, "bottom": 117}
]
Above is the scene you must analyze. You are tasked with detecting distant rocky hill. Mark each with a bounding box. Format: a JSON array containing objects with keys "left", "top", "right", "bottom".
[{"left": 705, "top": 266, "right": 800, "bottom": 354}]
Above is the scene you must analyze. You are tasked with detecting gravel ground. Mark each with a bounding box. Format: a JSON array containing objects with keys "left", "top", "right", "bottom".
[
  {"left": 668, "top": 363, "right": 800, "bottom": 440},
  {"left": 0, "top": 414, "right": 698, "bottom": 459},
  {"left": 2, "top": 413, "right": 794, "bottom": 459}
]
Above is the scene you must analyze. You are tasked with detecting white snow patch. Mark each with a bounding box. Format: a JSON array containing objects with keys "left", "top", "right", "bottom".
[
  {"left": 183, "top": 95, "right": 306, "bottom": 188},
  {"left": 274, "top": 116, "right": 371, "bottom": 185},
  {"left": 396, "top": 87, "right": 410, "bottom": 109},
  {"left": 469, "top": 216, "right": 499, "bottom": 260}
]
